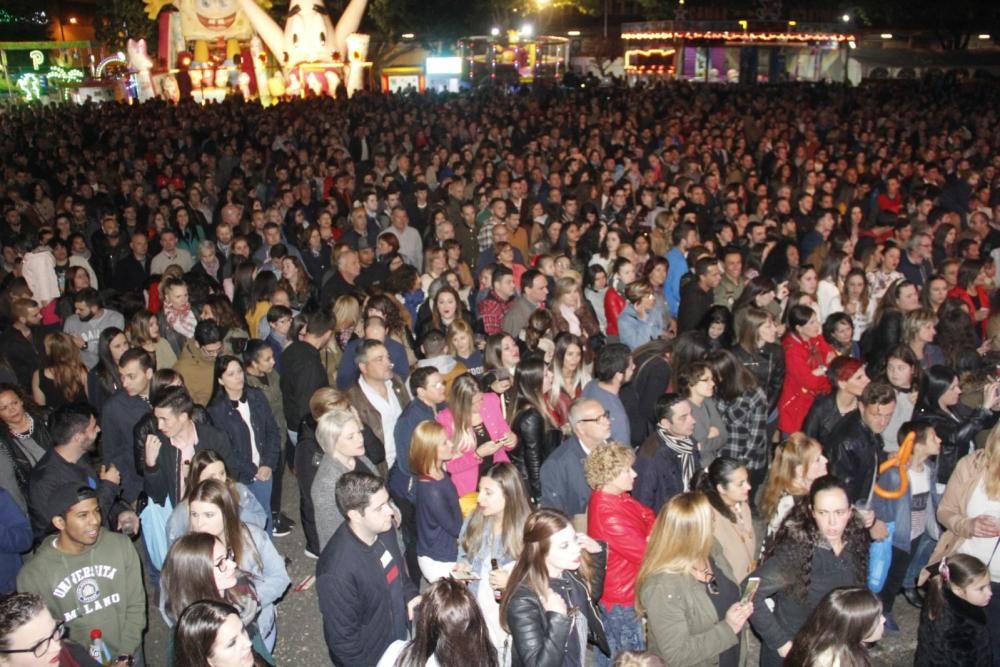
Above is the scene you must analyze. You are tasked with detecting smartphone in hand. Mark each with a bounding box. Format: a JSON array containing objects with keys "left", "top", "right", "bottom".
[{"left": 741, "top": 577, "right": 760, "bottom": 605}]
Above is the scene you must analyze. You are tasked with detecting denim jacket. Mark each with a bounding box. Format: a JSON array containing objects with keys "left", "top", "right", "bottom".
[
  {"left": 457, "top": 513, "right": 516, "bottom": 597},
  {"left": 873, "top": 461, "right": 941, "bottom": 552}
]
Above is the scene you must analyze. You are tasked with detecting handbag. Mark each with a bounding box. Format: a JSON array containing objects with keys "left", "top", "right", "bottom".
[
  {"left": 140, "top": 497, "right": 174, "bottom": 570},
  {"left": 867, "top": 520, "right": 895, "bottom": 593}
]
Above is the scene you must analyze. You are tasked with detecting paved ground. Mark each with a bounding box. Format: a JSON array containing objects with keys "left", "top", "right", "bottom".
[{"left": 142, "top": 469, "right": 919, "bottom": 666}]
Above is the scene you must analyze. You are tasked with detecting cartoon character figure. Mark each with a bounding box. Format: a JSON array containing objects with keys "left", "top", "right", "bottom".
[
  {"left": 126, "top": 38, "right": 156, "bottom": 102},
  {"left": 235, "top": 0, "right": 367, "bottom": 68},
  {"left": 345, "top": 32, "right": 369, "bottom": 98},
  {"left": 145, "top": 0, "right": 266, "bottom": 41}
]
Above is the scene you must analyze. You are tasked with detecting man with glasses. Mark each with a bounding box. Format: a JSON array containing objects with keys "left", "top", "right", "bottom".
[
  {"left": 899, "top": 232, "right": 934, "bottom": 288},
  {"left": 540, "top": 398, "right": 612, "bottom": 530},
  {"left": 0, "top": 592, "right": 99, "bottom": 665},
  {"left": 632, "top": 393, "right": 701, "bottom": 514},
  {"left": 17, "top": 485, "right": 146, "bottom": 666}
]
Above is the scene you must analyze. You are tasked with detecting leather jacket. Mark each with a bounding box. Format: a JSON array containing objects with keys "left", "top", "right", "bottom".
[
  {"left": 506, "top": 544, "right": 609, "bottom": 667},
  {"left": 0, "top": 410, "right": 52, "bottom": 504},
  {"left": 826, "top": 411, "right": 886, "bottom": 504},
  {"left": 802, "top": 393, "right": 854, "bottom": 445},
  {"left": 587, "top": 490, "right": 655, "bottom": 607},
  {"left": 509, "top": 407, "right": 562, "bottom": 502},
  {"left": 917, "top": 403, "right": 998, "bottom": 485},
  {"left": 733, "top": 343, "right": 784, "bottom": 414}
]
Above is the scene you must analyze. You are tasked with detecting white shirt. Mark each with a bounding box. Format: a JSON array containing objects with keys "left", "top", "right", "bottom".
[
  {"left": 235, "top": 399, "right": 260, "bottom": 466},
  {"left": 958, "top": 480, "right": 1000, "bottom": 581},
  {"left": 359, "top": 378, "right": 403, "bottom": 467}
]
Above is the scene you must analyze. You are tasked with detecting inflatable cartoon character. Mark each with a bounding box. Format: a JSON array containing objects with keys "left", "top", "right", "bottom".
[
  {"left": 235, "top": 0, "right": 367, "bottom": 68},
  {"left": 145, "top": 0, "right": 265, "bottom": 41},
  {"left": 345, "top": 32, "right": 369, "bottom": 98},
  {"left": 127, "top": 38, "right": 156, "bottom": 102}
]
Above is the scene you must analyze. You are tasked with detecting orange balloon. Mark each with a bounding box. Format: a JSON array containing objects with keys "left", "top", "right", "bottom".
[{"left": 874, "top": 431, "right": 916, "bottom": 500}]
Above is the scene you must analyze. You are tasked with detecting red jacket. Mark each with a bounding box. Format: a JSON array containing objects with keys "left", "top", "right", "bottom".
[
  {"left": 947, "top": 285, "right": 991, "bottom": 338},
  {"left": 586, "top": 489, "right": 655, "bottom": 607},
  {"left": 604, "top": 287, "right": 626, "bottom": 336},
  {"left": 777, "top": 334, "right": 832, "bottom": 434}
]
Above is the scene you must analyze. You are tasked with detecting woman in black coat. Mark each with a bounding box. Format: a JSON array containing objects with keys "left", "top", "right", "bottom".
[
  {"left": 0, "top": 383, "right": 52, "bottom": 513},
  {"left": 509, "top": 358, "right": 563, "bottom": 503},
  {"left": 501, "top": 509, "right": 609, "bottom": 667},
  {"left": 915, "top": 364, "right": 1000, "bottom": 486}
]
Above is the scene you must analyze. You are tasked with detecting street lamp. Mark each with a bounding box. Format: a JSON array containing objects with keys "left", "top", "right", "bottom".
[{"left": 841, "top": 14, "right": 850, "bottom": 22}]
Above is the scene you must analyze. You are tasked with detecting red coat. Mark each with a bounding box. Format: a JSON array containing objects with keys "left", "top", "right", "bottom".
[
  {"left": 604, "top": 287, "right": 626, "bottom": 336},
  {"left": 587, "top": 489, "right": 655, "bottom": 607},
  {"left": 947, "top": 285, "right": 991, "bottom": 338},
  {"left": 777, "top": 334, "right": 832, "bottom": 434}
]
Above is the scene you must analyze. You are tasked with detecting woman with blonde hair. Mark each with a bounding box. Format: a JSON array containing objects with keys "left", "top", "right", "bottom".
[
  {"left": 436, "top": 373, "right": 515, "bottom": 501},
  {"left": 411, "top": 420, "right": 461, "bottom": 582},
  {"left": 447, "top": 319, "right": 484, "bottom": 376},
  {"left": 422, "top": 247, "right": 448, "bottom": 294},
  {"left": 550, "top": 275, "right": 601, "bottom": 350},
  {"left": 759, "top": 433, "right": 828, "bottom": 536},
  {"left": 456, "top": 463, "right": 533, "bottom": 660},
  {"left": 31, "top": 333, "right": 87, "bottom": 408},
  {"left": 903, "top": 308, "right": 946, "bottom": 368},
  {"left": 585, "top": 443, "right": 655, "bottom": 659},
  {"left": 293, "top": 387, "right": 351, "bottom": 558},
  {"left": 311, "top": 407, "right": 375, "bottom": 552},
  {"left": 920, "top": 421, "right": 1000, "bottom": 660},
  {"left": 501, "top": 508, "right": 608, "bottom": 666},
  {"left": 126, "top": 308, "right": 177, "bottom": 369},
  {"left": 636, "top": 492, "right": 752, "bottom": 666}
]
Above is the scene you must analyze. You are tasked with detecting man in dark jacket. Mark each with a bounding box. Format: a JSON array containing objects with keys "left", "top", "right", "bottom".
[
  {"left": 99, "top": 349, "right": 154, "bottom": 503},
  {"left": 280, "top": 311, "right": 333, "bottom": 442},
  {"left": 28, "top": 404, "right": 137, "bottom": 542},
  {"left": 345, "top": 339, "right": 411, "bottom": 472},
  {"left": 633, "top": 394, "right": 701, "bottom": 514},
  {"left": 676, "top": 256, "right": 721, "bottom": 333},
  {"left": 540, "top": 398, "right": 611, "bottom": 530},
  {"left": 826, "top": 381, "right": 895, "bottom": 506},
  {"left": 142, "top": 386, "right": 239, "bottom": 506},
  {"left": 111, "top": 232, "right": 152, "bottom": 294},
  {"left": 0, "top": 298, "right": 45, "bottom": 392},
  {"left": 317, "top": 471, "right": 419, "bottom": 667},
  {"left": 387, "top": 367, "right": 445, "bottom": 581}
]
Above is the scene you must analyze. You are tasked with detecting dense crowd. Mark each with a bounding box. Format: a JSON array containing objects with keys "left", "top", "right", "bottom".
[{"left": 0, "top": 77, "right": 999, "bottom": 667}]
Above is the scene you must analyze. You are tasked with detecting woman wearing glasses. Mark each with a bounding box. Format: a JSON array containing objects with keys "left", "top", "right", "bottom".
[
  {"left": 0, "top": 592, "right": 99, "bottom": 667},
  {"left": 748, "top": 476, "right": 869, "bottom": 667},
  {"left": 177, "top": 479, "right": 289, "bottom": 653},
  {"left": 636, "top": 492, "right": 753, "bottom": 667},
  {"left": 161, "top": 532, "right": 274, "bottom": 665}
]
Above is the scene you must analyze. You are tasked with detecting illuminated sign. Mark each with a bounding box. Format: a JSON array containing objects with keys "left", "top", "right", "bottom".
[
  {"left": 425, "top": 57, "right": 462, "bottom": 75},
  {"left": 622, "top": 30, "right": 854, "bottom": 43}
]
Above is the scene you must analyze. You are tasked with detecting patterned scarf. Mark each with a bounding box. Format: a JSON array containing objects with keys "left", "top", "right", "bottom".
[
  {"left": 658, "top": 426, "right": 698, "bottom": 492},
  {"left": 164, "top": 304, "right": 197, "bottom": 338}
]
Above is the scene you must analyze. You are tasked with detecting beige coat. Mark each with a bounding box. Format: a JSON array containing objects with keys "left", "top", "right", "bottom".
[
  {"left": 919, "top": 450, "right": 990, "bottom": 585},
  {"left": 712, "top": 503, "right": 759, "bottom": 584}
]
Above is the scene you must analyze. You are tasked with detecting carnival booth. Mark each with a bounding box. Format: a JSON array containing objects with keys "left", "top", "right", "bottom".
[{"left": 459, "top": 31, "right": 570, "bottom": 86}]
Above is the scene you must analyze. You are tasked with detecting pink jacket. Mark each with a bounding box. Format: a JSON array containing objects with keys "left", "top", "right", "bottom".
[{"left": 436, "top": 392, "right": 513, "bottom": 496}]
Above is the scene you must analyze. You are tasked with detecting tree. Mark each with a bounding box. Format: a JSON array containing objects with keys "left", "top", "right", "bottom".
[
  {"left": 95, "top": 0, "right": 156, "bottom": 50},
  {"left": 849, "top": 0, "right": 1000, "bottom": 50}
]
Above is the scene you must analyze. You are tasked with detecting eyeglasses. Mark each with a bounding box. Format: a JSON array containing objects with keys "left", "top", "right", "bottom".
[
  {"left": 579, "top": 411, "right": 610, "bottom": 424},
  {"left": 0, "top": 621, "right": 66, "bottom": 657},
  {"left": 698, "top": 568, "right": 720, "bottom": 596},
  {"left": 214, "top": 547, "right": 236, "bottom": 572}
]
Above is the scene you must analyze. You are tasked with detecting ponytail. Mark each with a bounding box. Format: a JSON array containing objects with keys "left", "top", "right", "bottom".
[{"left": 922, "top": 554, "right": 989, "bottom": 621}]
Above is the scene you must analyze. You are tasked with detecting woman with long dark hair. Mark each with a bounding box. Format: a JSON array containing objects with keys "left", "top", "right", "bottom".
[
  {"left": 207, "top": 355, "right": 282, "bottom": 524},
  {"left": 510, "top": 358, "right": 562, "bottom": 502},
  {"left": 916, "top": 554, "right": 993, "bottom": 666},
  {"left": 456, "top": 463, "right": 532, "bottom": 660},
  {"left": 126, "top": 308, "right": 177, "bottom": 369},
  {"left": 501, "top": 509, "right": 608, "bottom": 666},
  {"left": 86, "top": 327, "right": 129, "bottom": 411},
  {"left": 161, "top": 532, "right": 274, "bottom": 664},
  {"left": 707, "top": 350, "right": 769, "bottom": 492},
  {"left": 377, "top": 578, "right": 498, "bottom": 667},
  {"left": 786, "top": 587, "right": 884, "bottom": 666},
  {"left": 174, "top": 600, "right": 272, "bottom": 667},
  {"left": 30, "top": 333, "right": 87, "bottom": 409},
  {"left": 915, "top": 364, "right": 1000, "bottom": 487},
  {"left": 733, "top": 306, "right": 785, "bottom": 438},
  {"left": 694, "top": 457, "right": 758, "bottom": 584},
  {"left": 179, "top": 479, "right": 289, "bottom": 652},
  {"left": 749, "top": 476, "right": 870, "bottom": 666},
  {"left": 878, "top": 345, "right": 919, "bottom": 452}
]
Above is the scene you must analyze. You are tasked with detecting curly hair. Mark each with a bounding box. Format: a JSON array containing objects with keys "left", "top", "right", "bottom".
[
  {"left": 763, "top": 476, "right": 869, "bottom": 603},
  {"left": 583, "top": 442, "right": 635, "bottom": 489}
]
